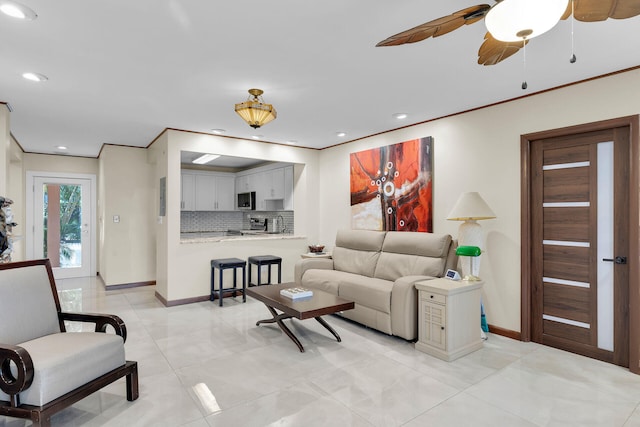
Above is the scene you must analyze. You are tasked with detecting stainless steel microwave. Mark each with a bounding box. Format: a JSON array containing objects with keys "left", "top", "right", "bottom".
[{"left": 237, "top": 191, "right": 256, "bottom": 210}]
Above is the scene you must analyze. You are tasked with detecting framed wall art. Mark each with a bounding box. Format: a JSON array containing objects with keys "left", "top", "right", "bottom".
[{"left": 350, "top": 137, "right": 433, "bottom": 232}]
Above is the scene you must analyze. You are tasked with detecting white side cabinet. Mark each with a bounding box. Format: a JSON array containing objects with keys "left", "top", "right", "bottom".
[{"left": 415, "top": 278, "right": 483, "bottom": 361}]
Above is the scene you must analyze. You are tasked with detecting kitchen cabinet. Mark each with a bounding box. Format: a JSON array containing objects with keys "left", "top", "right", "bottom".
[
  {"left": 195, "top": 174, "right": 216, "bottom": 211},
  {"left": 235, "top": 174, "right": 251, "bottom": 193},
  {"left": 181, "top": 173, "right": 196, "bottom": 211},
  {"left": 215, "top": 175, "right": 235, "bottom": 210},
  {"left": 414, "top": 278, "right": 483, "bottom": 361},
  {"left": 284, "top": 165, "right": 293, "bottom": 210},
  {"left": 182, "top": 171, "right": 235, "bottom": 211},
  {"left": 234, "top": 165, "right": 293, "bottom": 211},
  {"left": 266, "top": 167, "right": 285, "bottom": 199}
]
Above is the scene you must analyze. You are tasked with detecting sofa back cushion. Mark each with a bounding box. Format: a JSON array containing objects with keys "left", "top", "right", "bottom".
[
  {"left": 0, "top": 262, "right": 61, "bottom": 345},
  {"left": 374, "top": 232, "right": 453, "bottom": 281},
  {"left": 332, "top": 229, "right": 385, "bottom": 277}
]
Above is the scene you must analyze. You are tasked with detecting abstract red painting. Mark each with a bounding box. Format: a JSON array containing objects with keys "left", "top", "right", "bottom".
[{"left": 350, "top": 137, "right": 433, "bottom": 232}]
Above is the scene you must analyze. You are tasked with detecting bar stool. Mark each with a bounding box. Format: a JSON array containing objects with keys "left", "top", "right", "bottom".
[
  {"left": 247, "top": 255, "right": 282, "bottom": 286},
  {"left": 210, "top": 258, "right": 246, "bottom": 306}
]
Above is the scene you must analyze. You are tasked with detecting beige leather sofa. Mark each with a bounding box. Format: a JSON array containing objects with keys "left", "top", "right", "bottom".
[{"left": 294, "top": 229, "right": 457, "bottom": 340}]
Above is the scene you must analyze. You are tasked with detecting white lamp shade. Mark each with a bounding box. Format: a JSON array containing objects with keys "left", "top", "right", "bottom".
[
  {"left": 485, "top": 0, "right": 569, "bottom": 42},
  {"left": 447, "top": 192, "right": 496, "bottom": 221}
]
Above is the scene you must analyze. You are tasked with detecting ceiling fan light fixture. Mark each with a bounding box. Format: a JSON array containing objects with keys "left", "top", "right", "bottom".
[
  {"left": 0, "top": 1, "right": 37, "bottom": 20},
  {"left": 485, "top": 0, "right": 569, "bottom": 42},
  {"left": 22, "top": 72, "right": 48, "bottom": 82},
  {"left": 234, "top": 88, "right": 277, "bottom": 129}
]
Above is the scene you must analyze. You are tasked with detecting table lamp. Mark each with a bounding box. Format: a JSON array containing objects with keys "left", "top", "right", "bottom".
[
  {"left": 447, "top": 192, "right": 496, "bottom": 279},
  {"left": 455, "top": 245, "right": 482, "bottom": 281}
]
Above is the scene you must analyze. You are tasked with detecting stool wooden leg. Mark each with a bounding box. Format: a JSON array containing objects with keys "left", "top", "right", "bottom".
[
  {"left": 242, "top": 266, "right": 246, "bottom": 302},
  {"left": 278, "top": 261, "right": 282, "bottom": 283},
  {"left": 257, "top": 263, "right": 262, "bottom": 286},
  {"left": 210, "top": 267, "right": 215, "bottom": 301},
  {"left": 267, "top": 264, "right": 272, "bottom": 285},
  {"left": 233, "top": 268, "right": 237, "bottom": 297},
  {"left": 219, "top": 268, "right": 224, "bottom": 307}
]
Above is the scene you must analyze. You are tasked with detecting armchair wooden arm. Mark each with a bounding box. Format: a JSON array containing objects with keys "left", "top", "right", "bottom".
[
  {"left": 59, "top": 312, "right": 128, "bottom": 342},
  {"left": 0, "top": 344, "right": 34, "bottom": 406}
]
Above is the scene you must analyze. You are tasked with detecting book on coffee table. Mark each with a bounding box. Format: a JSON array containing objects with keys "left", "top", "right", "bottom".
[{"left": 280, "top": 287, "right": 313, "bottom": 300}]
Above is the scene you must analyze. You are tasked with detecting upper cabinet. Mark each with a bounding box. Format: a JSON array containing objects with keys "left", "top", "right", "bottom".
[
  {"left": 215, "top": 175, "right": 235, "bottom": 211},
  {"left": 181, "top": 173, "right": 196, "bottom": 211},
  {"left": 182, "top": 171, "right": 235, "bottom": 211},
  {"left": 283, "top": 165, "right": 294, "bottom": 210},
  {"left": 235, "top": 164, "right": 294, "bottom": 211}
]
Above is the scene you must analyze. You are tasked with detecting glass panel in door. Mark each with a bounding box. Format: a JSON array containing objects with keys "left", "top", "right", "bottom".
[{"left": 34, "top": 177, "right": 91, "bottom": 278}]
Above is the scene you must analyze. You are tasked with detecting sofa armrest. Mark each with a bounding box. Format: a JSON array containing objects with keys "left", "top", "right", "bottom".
[
  {"left": 0, "top": 343, "right": 34, "bottom": 400},
  {"left": 59, "top": 312, "right": 128, "bottom": 342},
  {"left": 391, "top": 275, "right": 438, "bottom": 340},
  {"left": 294, "top": 258, "right": 335, "bottom": 285}
]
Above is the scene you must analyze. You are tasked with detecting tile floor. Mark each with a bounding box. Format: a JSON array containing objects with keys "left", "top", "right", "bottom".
[{"left": 3, "top": 276, "right": 640, "bottom": 426}]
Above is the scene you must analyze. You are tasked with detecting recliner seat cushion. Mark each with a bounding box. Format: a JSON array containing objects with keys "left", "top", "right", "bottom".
[
  {"left": 338, "top": 275, "right": 393, "bottom": 314},
  {"left": 1, "top": 332, "right": 125, "bottom": 407},
  {"left": 301, "top": 269, "right": 345, "bottom": 294}
]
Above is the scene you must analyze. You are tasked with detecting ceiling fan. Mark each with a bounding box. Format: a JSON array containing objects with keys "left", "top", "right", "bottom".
[{"left": 376, "top": 0, "right": 640, "bottom": 66}]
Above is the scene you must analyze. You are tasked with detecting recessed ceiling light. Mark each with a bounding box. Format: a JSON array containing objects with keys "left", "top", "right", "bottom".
[
  {"left": 56, "top": 146, "right": 67, "bottom": 150},
  {"left": 251, "top": 135, "right": 263, "bottom": 140},
  {"left": 22, "top": 72, "right": 48, "bottom": 82},
  {"left": 192, "top": 153, "right": 220, "bottom": 164},
  {"left": 211, "top": 129, "right": 226, "bottom": 134},
  {"left": 393, "top": 113, "right": 408, "bottom": 120},
  {"left": 0, "top": 1, "right": 37, "bottom": 20},
  {"left": 337, "top": 132, "right": 347, "bottom": 138}
]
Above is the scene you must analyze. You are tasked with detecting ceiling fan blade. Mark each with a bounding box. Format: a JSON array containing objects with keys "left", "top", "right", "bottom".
[
  {"left": 573, "top": 0, "right": 640, "bottom": 21},
  {"left": 477, "top": 32, "right": 529, "bottom": 66},
  {"left": 560, "top": 1, "right": 573, "bottom": 20},
  {"left": 376, "top": 4, "right": 491, "bottom": 47},
  {"left": 609, "top": 0, "right": 640, "bottom": 18}
]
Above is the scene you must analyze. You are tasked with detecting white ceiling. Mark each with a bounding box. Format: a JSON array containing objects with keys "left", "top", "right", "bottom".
[{"left": 2, "top": 1, "right": 639, "bottom": 158}]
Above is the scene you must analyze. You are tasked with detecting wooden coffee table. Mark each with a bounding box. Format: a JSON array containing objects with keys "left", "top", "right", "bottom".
[{"left": 246, "top": 283, "right": 354, "bottom": 352}]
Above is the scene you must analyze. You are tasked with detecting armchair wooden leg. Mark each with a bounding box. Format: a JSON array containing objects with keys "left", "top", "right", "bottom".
[
  {"left": 126, "top": 361, "right": 139, "bottom": 401},
  {"left": 31, "top": 411, "right": 50, "bottom": 427}
]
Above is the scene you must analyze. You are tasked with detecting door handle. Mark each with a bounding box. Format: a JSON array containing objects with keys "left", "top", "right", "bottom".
[{"left": 602, "top": 256, "right": 627, "bottom": 264}]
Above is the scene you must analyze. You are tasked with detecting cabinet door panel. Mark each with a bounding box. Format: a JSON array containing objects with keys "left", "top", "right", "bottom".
[
  {"left": 195, "top": 175, "right": 216, "bottom": 211},
  {"left": 181, "top": 173, "right": 196, "bottom": 211},
  {"left": 424, "top": 301, "right": 446, "bottom": 350},
  {"left": 271, "top": 167, "right": 285, "bottom": 199},
  {"left": 216, "top": 176, "right": 236, "bottom": 210},
  {"left": 284, "top": 166, "right": 294, "bottom": 210}
]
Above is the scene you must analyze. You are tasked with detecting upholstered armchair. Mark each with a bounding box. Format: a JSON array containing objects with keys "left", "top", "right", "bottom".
[{"left": 0, "top": 259, "right": 138, "bottom": 427}]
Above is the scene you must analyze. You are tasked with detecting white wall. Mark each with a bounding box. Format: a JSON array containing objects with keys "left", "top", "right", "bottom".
[
  {"left": 149, "top": 133, "right": 169, "bottom": 298},
  {"left": 318, "top": 68, "right": 640, "bottom": 332},
  {"left": 98, "top": 145, "right": 156, "bottom": 286},
  {"left": 154, "top": 130, "right": 321, "bottom": 302}
]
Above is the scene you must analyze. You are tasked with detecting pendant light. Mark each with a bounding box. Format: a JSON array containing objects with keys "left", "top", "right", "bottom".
[{"left": 234, "top": 89, "right": 277, "bottom": 129}]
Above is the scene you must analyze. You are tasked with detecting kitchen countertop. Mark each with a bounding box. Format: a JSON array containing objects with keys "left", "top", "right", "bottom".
[{"left": 180, "top": 231, "right": 304, "bottom": 244}]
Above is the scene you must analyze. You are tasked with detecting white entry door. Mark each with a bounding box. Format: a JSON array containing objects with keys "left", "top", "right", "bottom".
[{"left": 27, "top": 172, "right": 96, "bottom": 279}]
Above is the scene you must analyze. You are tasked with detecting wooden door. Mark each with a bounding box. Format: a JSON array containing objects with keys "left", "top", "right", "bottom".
[{"left": 529, "top": 126, "right": 629, "bottom": 366}]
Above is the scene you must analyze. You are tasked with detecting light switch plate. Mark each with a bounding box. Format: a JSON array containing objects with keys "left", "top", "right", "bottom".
[{"left": 113, "top": 215, "right": 120, "bottom": 223}]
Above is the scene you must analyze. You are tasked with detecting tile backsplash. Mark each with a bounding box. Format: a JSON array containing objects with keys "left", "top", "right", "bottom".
[{"left": 181, "top": 210, "right": 294, "bottom": 233}]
